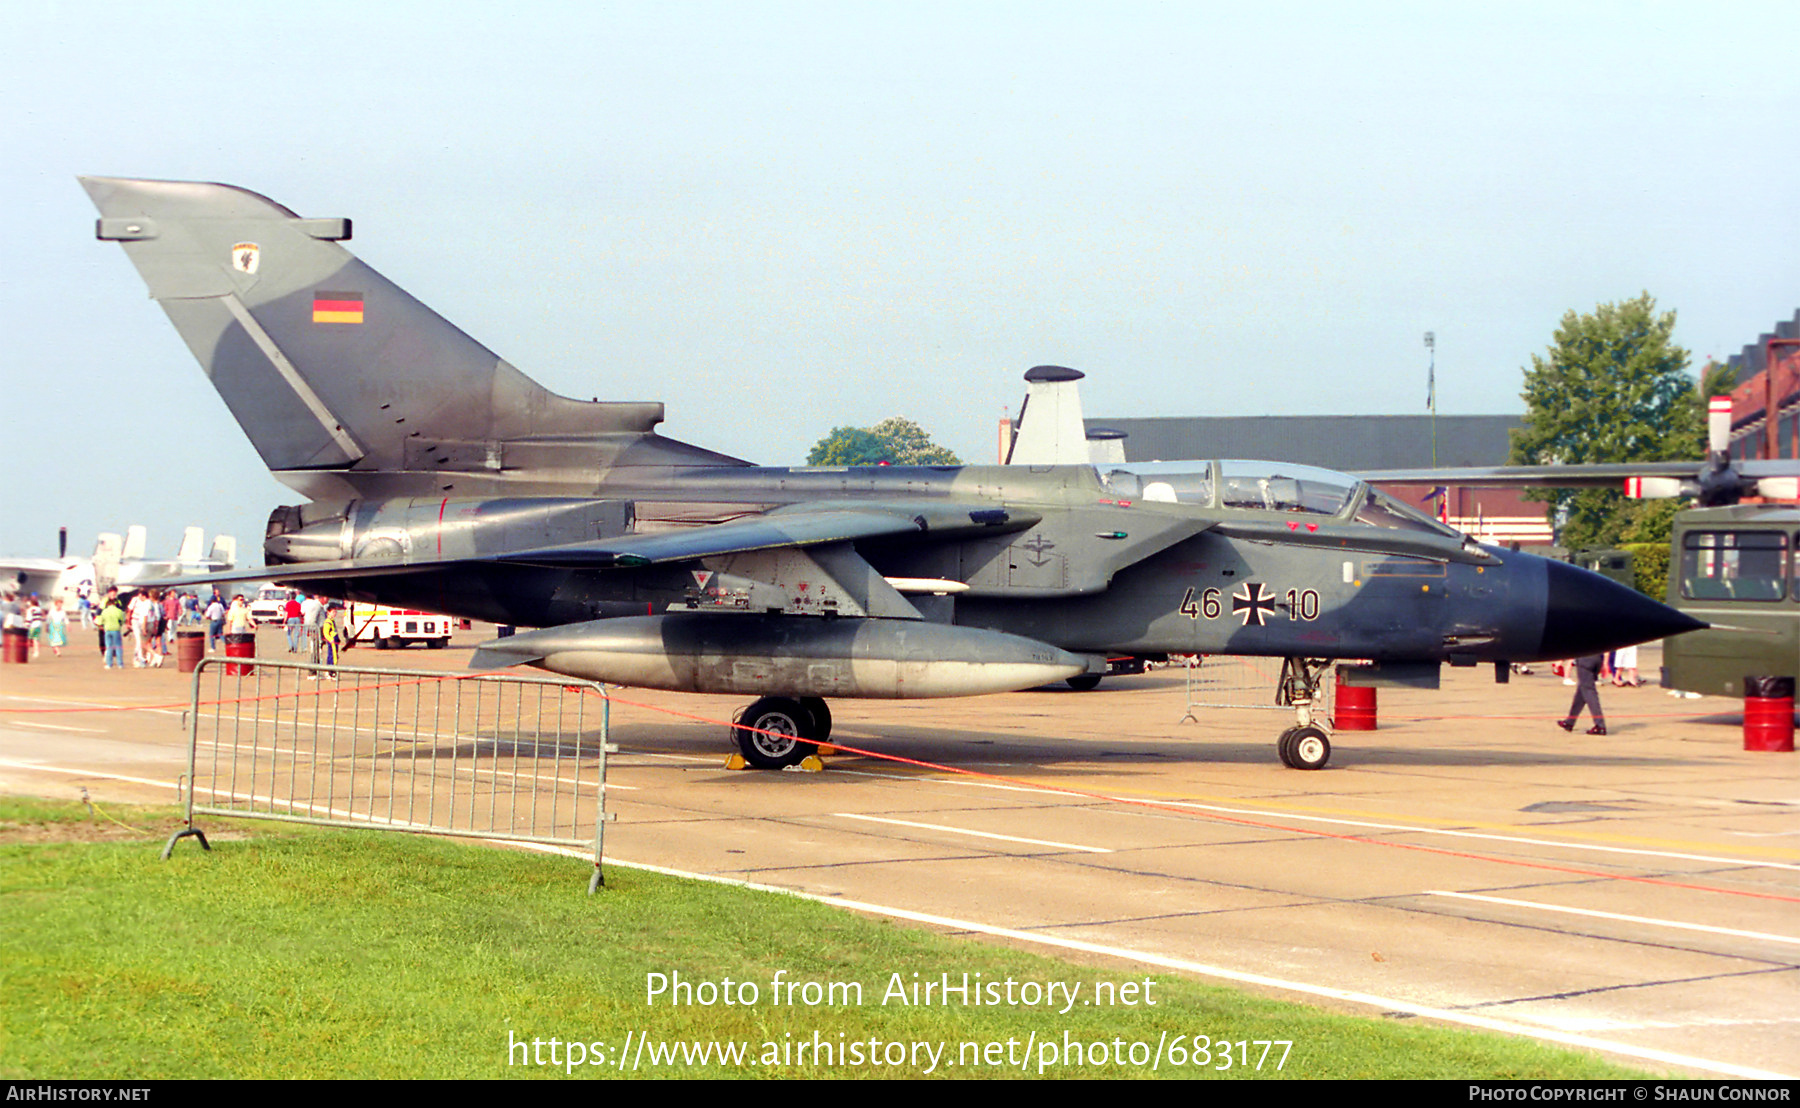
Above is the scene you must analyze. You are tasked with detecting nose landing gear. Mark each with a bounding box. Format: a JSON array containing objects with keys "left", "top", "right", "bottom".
[{"left": 1275, "top": 658, "right": 1334, "bottom": 770}]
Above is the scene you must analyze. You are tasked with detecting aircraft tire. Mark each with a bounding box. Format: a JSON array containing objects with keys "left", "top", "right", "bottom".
[
  {"left": 1066, "top": 674, "right": 1103, "bottom": 691},
  {"left": 1275, "top": 725, "right": 1299, "bottom": 766},
  {"left": 734, "top": 697, "right": 813, "bottom": 770},
  {"left": 1279, "top": 725, "right": 1331, "bottom": 770},
  {"left": 798, "top": 697, "right": 832, "bottom": 743}
]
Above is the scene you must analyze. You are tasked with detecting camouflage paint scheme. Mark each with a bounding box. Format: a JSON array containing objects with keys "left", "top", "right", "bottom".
[{"left": 84, "top": 177, "right": 1703, "bottom": 767}]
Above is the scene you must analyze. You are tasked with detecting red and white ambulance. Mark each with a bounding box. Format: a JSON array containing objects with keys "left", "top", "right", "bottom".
[{"left": 343, "top": 604, "right": 452, "bottom": 649}]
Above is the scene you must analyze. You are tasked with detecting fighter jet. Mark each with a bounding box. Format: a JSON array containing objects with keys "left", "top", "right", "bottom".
[{"left": 81, "top": 176, "right": 1703, "bottom": 770}]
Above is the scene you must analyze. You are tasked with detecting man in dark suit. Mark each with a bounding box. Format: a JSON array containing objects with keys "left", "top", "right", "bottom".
[{"left": 1558, "top": 653, "right": 1606, "bottom": 735}]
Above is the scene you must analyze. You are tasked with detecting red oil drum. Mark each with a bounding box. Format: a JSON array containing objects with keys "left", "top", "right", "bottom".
[
  {"left": 1743, "top": 675, "right": 1795, "bottom": 753},
  {"left": 224, "top": 631, "right": 257, "bottom": 677},
  {"left": 1335, "top": 668, "right": 1377, "bottom": 730},
  {"left": 175, "top": 628, "right": 206, "bottom": 674},
  {"left": 1, "top": 627, "right": 27, "bottom": 664}
]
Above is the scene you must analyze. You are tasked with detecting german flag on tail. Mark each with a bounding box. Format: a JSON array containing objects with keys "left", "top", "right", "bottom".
[{"left": 312, "top": 291, "right": 364, "bottom": 324}]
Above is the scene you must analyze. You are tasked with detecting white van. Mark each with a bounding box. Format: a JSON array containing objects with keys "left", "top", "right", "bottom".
[{"left": 249, "top": 585, "right": 294, "bottom": 625}]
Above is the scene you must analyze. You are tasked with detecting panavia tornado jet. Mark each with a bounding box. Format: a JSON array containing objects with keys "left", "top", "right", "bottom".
[{"left": 81, "top": 176, "right": 1703, "bottom": 770}]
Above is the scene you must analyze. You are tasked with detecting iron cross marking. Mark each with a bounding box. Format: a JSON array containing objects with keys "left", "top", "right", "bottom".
[
  {"left": 1021, "top": 534, "right": 1056, "bottom": 567},
  {"left": 1231, "top": 581, "right": 1276, "bottom": 627}
]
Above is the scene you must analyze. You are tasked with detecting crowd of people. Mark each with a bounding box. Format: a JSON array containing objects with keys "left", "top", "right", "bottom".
[{"left": 1, "top": 581, "right": 349, "bottom": 671}]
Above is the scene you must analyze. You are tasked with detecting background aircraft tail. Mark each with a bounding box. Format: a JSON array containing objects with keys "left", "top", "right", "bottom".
[
  {"left": 173, "top": 526, "right": 204, "bottom": 564},
  {"left": 82, "top": 177, "right": 745, "bottom": 501},
  {"left": 92, "top": 533, "right": 121, "bottom": 585}
]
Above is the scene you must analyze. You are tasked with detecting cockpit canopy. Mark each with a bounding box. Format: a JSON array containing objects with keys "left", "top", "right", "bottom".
[{"left": 1100, "top": 460, "right": 1463, "bottom": 539}]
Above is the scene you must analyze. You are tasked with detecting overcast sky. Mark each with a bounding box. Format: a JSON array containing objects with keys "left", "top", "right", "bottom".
[{"left": 3, "top": 1, "right": 1796, "bottom": 561}]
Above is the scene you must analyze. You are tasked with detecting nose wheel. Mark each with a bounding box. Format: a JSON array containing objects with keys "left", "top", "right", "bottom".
[
  {"left": 1275, "top": 657, "right": 1335, "bottom": 770},
  {"left": 1277, "top": 724, "right": 1331, "bottom": 770}
]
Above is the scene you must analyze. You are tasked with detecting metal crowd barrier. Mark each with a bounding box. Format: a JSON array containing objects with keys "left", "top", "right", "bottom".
[
  {"left": 1176, "top": 654, "right": 1337, "bottom": 722},
  {"left": 164, "top": 657, "right": 614, "bottom": 892}
]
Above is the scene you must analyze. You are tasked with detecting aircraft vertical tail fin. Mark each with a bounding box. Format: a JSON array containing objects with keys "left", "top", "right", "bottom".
[
  {"left": 82, "top": 177, "right": 745, "bottom": 499},
  {"left": 209, "top": 536, "right": 238, "bottom": 567},
  {"left": 122, "top": 526, "right": 147, "bottom": 561},
  {"left": 174, "top": 526, "right": 204, "bottom": 563},
  {"left": 92, "top": 533, "right": 121, "bottom": 585}
]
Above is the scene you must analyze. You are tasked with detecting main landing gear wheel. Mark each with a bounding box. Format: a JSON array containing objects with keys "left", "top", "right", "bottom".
[
  {"left": 732, "top": 696, "right": 815, "bottom": 769},
  {"left": 1278, "top": 725, "right": 1331, "bottom": 770},
  {"left": 1065, "top": 673, "right": 1103, "bottom": 691}
]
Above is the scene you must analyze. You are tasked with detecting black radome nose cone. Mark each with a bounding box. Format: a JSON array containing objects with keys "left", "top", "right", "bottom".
[{"left": 1540, "top": 559, "right": 1707, "bottom": 658}]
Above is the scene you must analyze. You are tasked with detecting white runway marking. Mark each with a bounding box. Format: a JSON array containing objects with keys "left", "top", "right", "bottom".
[
  {"left": 828, "top": 767, "right": 1800, "bottom": 872},
  {"left": 1148, "top": 801, "right": 1800, "bottom": 873},
  {"left": 1554, "top": 1016, "right": 1800, "bottom": 1032},
  {"left": 456, "top": 765, "right": 636, "bottom": 791},
  {"left": 0, "top": 757, "right": 178, "bottom": 791},
  {"left": 833, "top": 812, "right": 1111, "bottom": 853},
  {"left": 626, "top": 751, "right": 723, "bottom": 764},
  {"left": 7, "top": 721, "right": 107, "bottom": 733},
  {"left": 1428, "top": 890, "right": 1800, "bottom": 947}
]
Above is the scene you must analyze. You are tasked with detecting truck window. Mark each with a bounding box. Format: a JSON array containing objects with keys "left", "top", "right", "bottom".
[{"left": 1680, "top": 530, "right": 1787, "bottom": 601}]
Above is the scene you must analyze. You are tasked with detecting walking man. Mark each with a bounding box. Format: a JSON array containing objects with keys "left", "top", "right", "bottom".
[
  {"left": 283, "top": 592, "right": 303, "bottom": 652},
  {"left": 1558, "top": 653, "right": 1606, "bottom": 735},
  {"left": 204, "top": 593, "right": 226, "bottom": 652}
]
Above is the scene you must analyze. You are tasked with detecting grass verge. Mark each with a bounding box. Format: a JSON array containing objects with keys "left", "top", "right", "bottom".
[{"left": 0, "top": 796, "right": 1648, "bottom": 1079}]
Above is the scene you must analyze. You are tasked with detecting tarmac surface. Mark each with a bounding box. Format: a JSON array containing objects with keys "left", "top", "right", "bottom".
[{"left": 2, "top": 625, "right": 1795, "bottom": 1078}]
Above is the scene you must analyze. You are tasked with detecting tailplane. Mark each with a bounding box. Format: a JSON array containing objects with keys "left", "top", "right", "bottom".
[{"left": 83, "top": 177, "right": 746, "bottom": 501}]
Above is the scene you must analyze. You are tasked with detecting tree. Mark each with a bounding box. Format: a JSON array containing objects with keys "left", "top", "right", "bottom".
[
  {"left": 807, "top": 427, "right": 892, "bottom": 466},
  {"left": 807, "top": 418, "right": 962, "bottom": 466},
  {"left": 1510, "top": 293, "right": 1697, "bottom": 550},
  {"left": 866, "top": 417, "right": 961, "bottom": 465}
]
